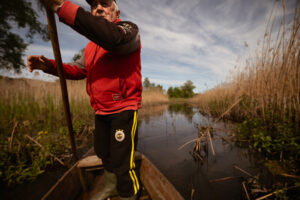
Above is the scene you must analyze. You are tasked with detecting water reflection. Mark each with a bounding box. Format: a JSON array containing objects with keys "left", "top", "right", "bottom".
[
  {"left": 139, "top": 104, "right": 168, "bottom": 124},
  {"left": 168, "top": 103, "right": 195, "bottom": 123},
  {"left": 137, "top": 103, "right": 259, "bottom": 200}
]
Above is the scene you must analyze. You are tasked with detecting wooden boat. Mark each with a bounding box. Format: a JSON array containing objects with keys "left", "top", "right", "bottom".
[{"left": 42, "top": 148, "right": 184, "bottom": 200}]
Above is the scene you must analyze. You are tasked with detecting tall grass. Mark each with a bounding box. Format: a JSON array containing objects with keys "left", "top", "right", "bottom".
[
  {"left": 142, "top": 87, "right": 169, "bottom": 106},
  {"left": 191, "top": 1, "right": 300, "bottom": 160},
  {"left": 0, "top": 75, "right": 168, "bottom": 185},
  {"left": 0, "top": 77, "right": 94, "bottom": 185}
]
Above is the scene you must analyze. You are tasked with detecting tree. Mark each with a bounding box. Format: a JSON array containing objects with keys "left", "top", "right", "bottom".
[
  {"left": 0, "top": 0, "right": 49, "bottom": 71},
  {"left": 143, "top": 77, "right": 155, "bottom": 88},
  {"left": 167, "top": 86, "right": 183, "bottom": 98},
  {"left": 181, "top": 80, "right": 195, "bottom": 98},
  {"left": 167, "top": 87, "right": 174, "bottom": 97},
  {"left": 167, "top": 80, "right": 196, "bottom": 98},
  {"left": 143, "top": 77, "right": 151, "bottom": 88},
  {"left": 72, "top": 48, "right": 85, "bottom": 62}
]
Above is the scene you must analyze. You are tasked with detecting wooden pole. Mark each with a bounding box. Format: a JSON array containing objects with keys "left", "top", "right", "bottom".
[{"left": 45, "top": 9, "right": 78, "bottom": 161}]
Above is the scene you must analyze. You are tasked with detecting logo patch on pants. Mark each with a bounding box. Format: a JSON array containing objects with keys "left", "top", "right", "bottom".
[{"left": 115, "top": 129, "right": 125, "bottom": 142}]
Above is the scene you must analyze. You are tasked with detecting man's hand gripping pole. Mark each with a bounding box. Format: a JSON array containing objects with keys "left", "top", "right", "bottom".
[{"left": 40, "top": 1, "right": 79, "bottom": 161}]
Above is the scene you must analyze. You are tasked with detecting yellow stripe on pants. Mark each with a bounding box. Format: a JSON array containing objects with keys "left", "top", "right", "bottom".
[{"left": 129, "top": 111, "right": 139, "bottom": 194}]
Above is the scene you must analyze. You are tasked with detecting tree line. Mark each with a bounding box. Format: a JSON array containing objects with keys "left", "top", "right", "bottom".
[{"left": 143, "top": 78, "right": 196, "bottom": 98}]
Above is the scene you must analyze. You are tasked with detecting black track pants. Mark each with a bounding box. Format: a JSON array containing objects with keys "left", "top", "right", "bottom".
[{"left": 94, "top": 110, "right": 139, "bottom": 197}]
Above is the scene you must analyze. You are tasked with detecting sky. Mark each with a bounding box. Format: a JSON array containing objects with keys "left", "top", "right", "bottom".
[{"left": 1, "top": 0, "right": 297, "bottom": 92}]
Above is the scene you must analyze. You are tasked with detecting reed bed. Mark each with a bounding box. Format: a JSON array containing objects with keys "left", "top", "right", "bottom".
[
  {"left": 0, "top": 75, "right": 168, "bottom": 185},
  {"left": 142, "top": 87, "right": 169, "bottom": 106},
  {"left": 191, "top": 2, "right": 300, "bottom": 161}
]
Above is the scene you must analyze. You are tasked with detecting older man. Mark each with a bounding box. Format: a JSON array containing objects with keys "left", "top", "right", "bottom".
[{"left": 27, "top": 0, "right": 141, "bottom": 199}]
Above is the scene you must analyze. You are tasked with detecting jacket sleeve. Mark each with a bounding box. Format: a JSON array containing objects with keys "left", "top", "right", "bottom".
[
  {"left": 58, "top": 1, "right": 140, "bottom": 55},
  {"left": 44, "top": 54, "right": 87, "bottom": 80}
]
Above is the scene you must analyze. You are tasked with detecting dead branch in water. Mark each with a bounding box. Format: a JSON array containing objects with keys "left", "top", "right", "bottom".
[
  {"left": 190, "top": 150, "right": 203, "bottom": 161},
  {"left": 242, "top": 181, "right": 250, "bottom": 200},
  {"left": 207, "top": 128, "right": 215, "bottom": 156},
  {"left": 279, "top": 173, "right": 300, "bottom": 179},
  {"left": 255, "top": 186, "right": 300, "bottom": 200},
  {"left": 209, "top": 176, "right": 237, "bottom": 183},
  {"left": 178, "top": 138, "right": 199, "bottom": 150},
  {"left": 25, "top": 134, "right": 65, "bottom": 166},
  {"left": 216, "top": 97, "right": 242, "bottom": 122},
  {"left": 233, "top": 165, "right": 253, "bottom": 177},
  {"left": 190, "top": 188, "right": 195, "bottom": 200}
]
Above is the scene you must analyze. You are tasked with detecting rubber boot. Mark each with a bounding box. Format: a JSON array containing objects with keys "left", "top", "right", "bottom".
[
  {"left": 119, "top": 195, "right": 137, "bottom": 200},
  {"left": 90, "top": 170, "right": 118, "bottom": 200}
]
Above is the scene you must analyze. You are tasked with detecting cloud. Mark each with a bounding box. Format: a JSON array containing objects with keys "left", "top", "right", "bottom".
[
  {"left": 18, "top": 0, "right": 298, "bottom": 92},
  {"left": 25, "top": 44, "right": 80, "bottom": 62}
]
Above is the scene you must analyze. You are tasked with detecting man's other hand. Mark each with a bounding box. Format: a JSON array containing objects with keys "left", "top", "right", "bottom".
[
  {"left": 27, "top": 55, "right": 53, "bottom": 72},
  {"left": 40, "top": 0, "right": 64, "bottom": 12}
]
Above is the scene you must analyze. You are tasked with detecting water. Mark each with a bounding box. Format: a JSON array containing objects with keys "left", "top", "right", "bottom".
[
  {"left": 2, "top": 103, "right": 287, "bottom": 200},
  {"left": 137, "top": 103, "right": 259, "bottom": 200}
]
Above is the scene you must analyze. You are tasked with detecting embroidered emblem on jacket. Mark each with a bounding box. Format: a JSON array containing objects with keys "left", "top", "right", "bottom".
[
  {"left": 118, "top": 23, "right": 132, "bottom": 34},
  {"left": 112, "top": 93, "right": 123, "bottom": 101}
]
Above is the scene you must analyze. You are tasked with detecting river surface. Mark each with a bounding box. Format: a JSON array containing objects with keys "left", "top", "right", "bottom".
[
  {"left": 1, "top": 103, "right": 274, "bottom": 200},
  {"left": 137, "top": 103, "right": 262, "bottom": 200}
]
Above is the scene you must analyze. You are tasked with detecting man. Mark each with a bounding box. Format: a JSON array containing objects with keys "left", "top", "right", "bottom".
[{"left": 27, "top": 0, "right": 142, "bottom": 199}]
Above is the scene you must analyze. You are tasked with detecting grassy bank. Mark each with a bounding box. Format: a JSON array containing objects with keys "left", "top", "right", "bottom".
[
  {"left": 191, "top": 3, "right": 299, "bottom": 168},
  {"left": 0, "top": 76, "right": 168, "bottom": 185}
]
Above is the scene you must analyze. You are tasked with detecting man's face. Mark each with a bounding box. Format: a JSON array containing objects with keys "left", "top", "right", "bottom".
[{"left": 91, "top": 0, "right": 120, "bottom": 22}]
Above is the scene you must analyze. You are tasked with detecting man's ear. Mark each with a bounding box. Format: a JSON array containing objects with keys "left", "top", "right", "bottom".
[{"left": 116, "top": 10, "right": 120, "bottom": 18}]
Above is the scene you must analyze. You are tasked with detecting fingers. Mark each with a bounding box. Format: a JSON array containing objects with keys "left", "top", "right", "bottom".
[
  {"left": 39, "top": 55, "right": 53, "bottom": 69},
  {"left": 27, "top": 55, "right": 48, "bottom": 72},
  {"left": 27, "top": 55, "right": 38, "bottom": 72},
  {"left": 40, "top": 0, "right": 64, "bottom": 12}
]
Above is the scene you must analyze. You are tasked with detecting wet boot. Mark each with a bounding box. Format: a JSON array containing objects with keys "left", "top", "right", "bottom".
[
  {"left": 119, "top": 195, "right": 137, "bottom": 200},
  {"left": 90, "top": 170, "right": 118, "bottom": 200}
]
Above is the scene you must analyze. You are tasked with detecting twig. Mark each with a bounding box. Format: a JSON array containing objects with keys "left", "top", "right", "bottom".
[
  {"left": 233, "top": 165, "right": 253, "bottom": 177},
  {"left": 255, "top": 186, "right": 299, "bottom": 200},
  {"left": 242, "top": 181, "right": 250, "bottom": 200},
  {"left": 25, "top": 134, "right": 65, "bottom": 166},
  {"left": 216, "top": 97, "right": 242, "bottom": 122},
  {"left": 207, "top": 128, "right": 215, "bottom": 156},
  {"left": 191, "top": 188, "right": 195, "bottom": 200},
  {"left": 221, "top": 136, "right": 232, "bottom": 144},
  {"left": 192, "top": 151, "right": 203, "bottom": 161},
  {"left": 197, "top": 138, "right": 201, "bottom": 152},
  {"left": 178, "top": 138, "right": 199, "bottom": 150},
  {"left": 9, "top": 121, "right": 18, "bottom": 152},
  {"left": 209, "top": 176, "right": 237, "bottom": 183},
  {"left": 194, "top": 137, "right": 201, "bottom": 152},
  {"left": 280, "top": 173, "right": 300, "bottom": 179}
]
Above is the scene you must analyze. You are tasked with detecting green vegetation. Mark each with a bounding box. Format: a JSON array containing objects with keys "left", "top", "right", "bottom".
[
  {"left": 0, "top": 77, "right": 93, "bottom": 185},
  {"left": 0, "top": 0, "right": 49, "bottom": 71},
  {"left": 0, "top": 76, "right": 168, "bottom": 186},
  {"left": 143, "top": 77, "right": 163, "bottom": 90},
  {"left": 191, "top": 2, "right": 299, "bottom": 173},
  {"left": 167, "top": 80, "right": 195, "bottom": 98}
]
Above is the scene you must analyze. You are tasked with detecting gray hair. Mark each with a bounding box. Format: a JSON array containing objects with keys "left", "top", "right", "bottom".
[{"left": 113, "top": 1, "right": 119, "bottom": 13}]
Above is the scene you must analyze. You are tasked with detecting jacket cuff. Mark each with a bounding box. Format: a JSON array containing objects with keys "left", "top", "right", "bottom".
[
  {"left": 43, "top": 59, "right": 58, "bottom": 75},
  {"left": 58, "top": 1, "right": 80, "bottom": 26}
]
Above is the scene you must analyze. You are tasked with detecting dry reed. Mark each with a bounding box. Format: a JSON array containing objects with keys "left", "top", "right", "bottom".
[
  {"left": 142, "top": 87, "right": 169, "bottom": 106},
  {"left": 191, "top": 1, "right": 299, "bottom": 131}
]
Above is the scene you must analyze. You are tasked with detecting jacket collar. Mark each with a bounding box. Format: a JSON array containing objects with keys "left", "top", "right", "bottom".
[{"left": 113, "top": 18, "right": 121, "bottom": 23}]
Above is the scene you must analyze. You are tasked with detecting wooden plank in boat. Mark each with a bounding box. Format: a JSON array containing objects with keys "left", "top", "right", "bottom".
[
  {"left": 42, "top": 163, "right": 83, "bottom": 200},
  {"left": 42, "top": 150, "right": 183, "bottom": 200},
  {"left": 140, "top": 155, "right": 184, "bottom": 200}
]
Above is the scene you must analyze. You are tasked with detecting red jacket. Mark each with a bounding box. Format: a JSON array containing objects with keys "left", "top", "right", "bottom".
[{"left": 47, "top": 1, "right": 142, "bottom": 114}]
